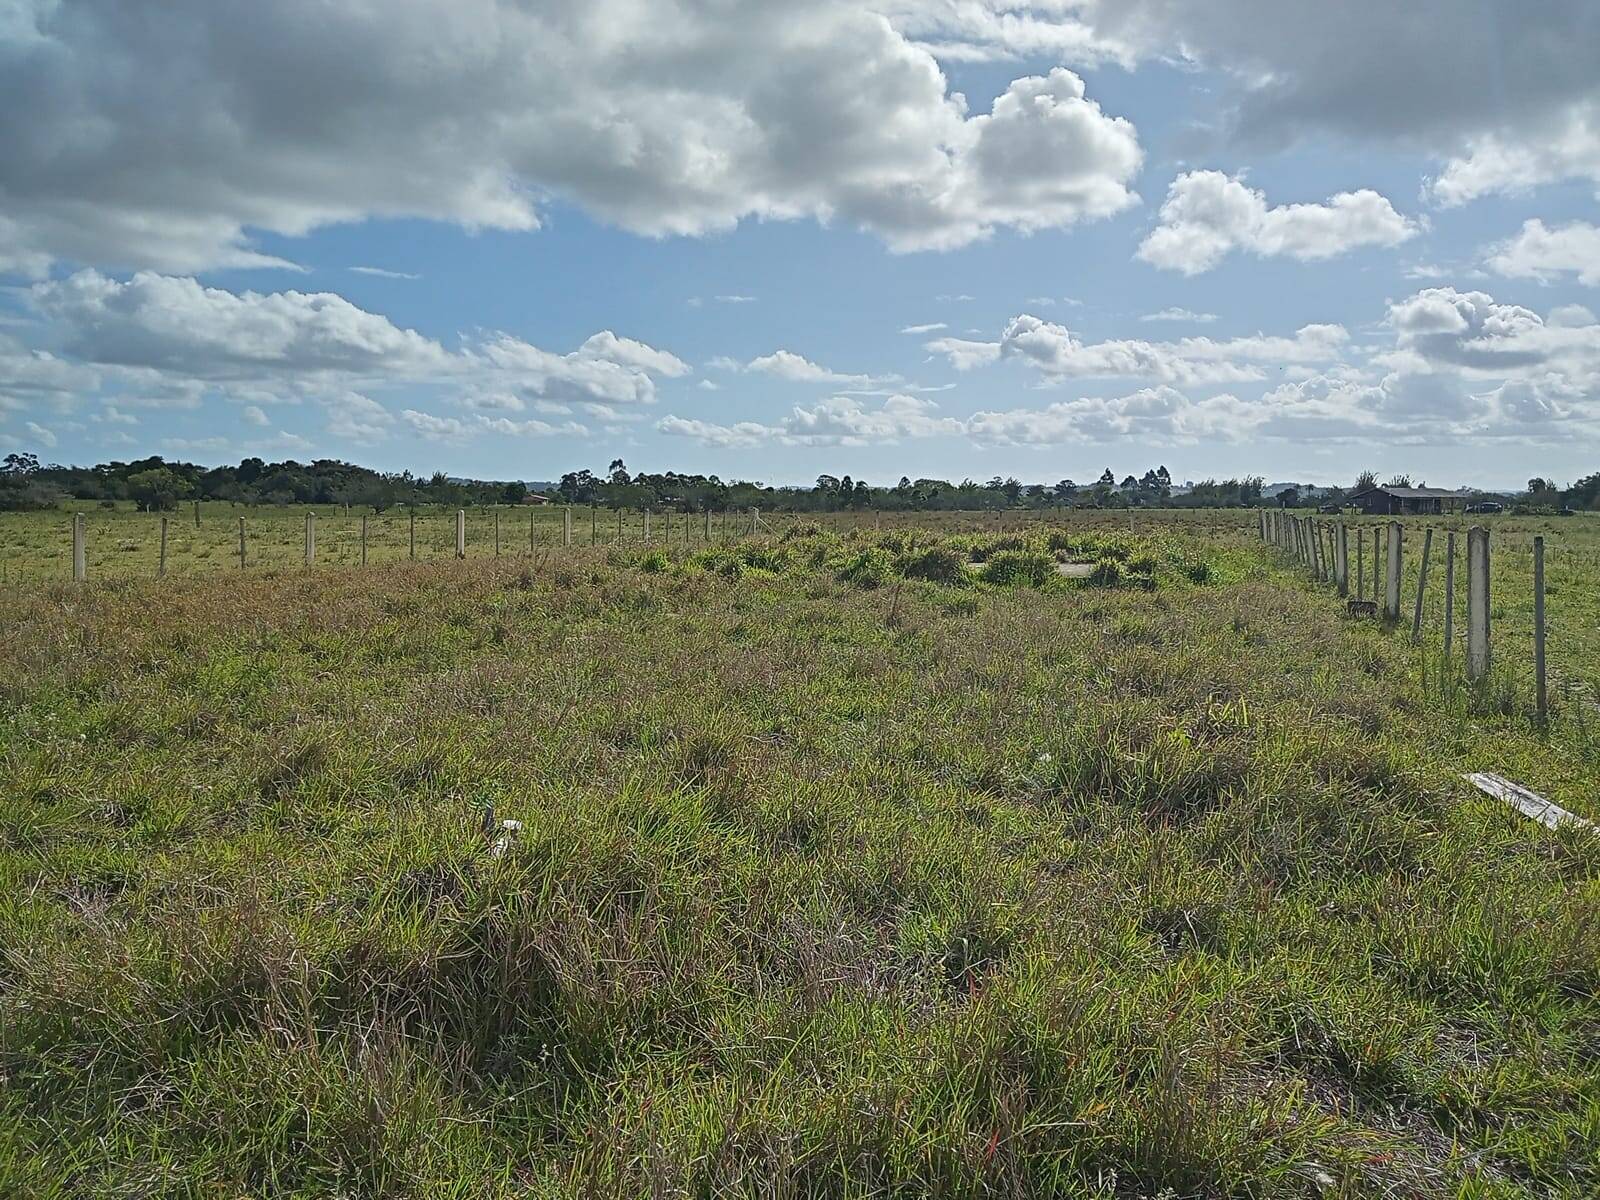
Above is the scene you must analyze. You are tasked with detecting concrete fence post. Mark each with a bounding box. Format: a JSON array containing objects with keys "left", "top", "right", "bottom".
[
  {"left": 1373, "top": 527, "right": 1381, "bottom": 608},
  {"left": 493, "top": 509, "right": 500, "bottom": 557},
  {"left": 1534, "top": 535, "right": 1547, "bottom": 724},
  {"left": 617, "top": 508, "right": 623, "bottom": 541},
  {"left": 1356, "top": 528, "right": 1364, "bottom": 599},
  {"left": 72, "top": 512, "right": 85, "bottom": 582},
  {"left": 361, "top": 514, "right": 369, "bottom": 565},
  {"left": 409, "top": 509, "right": 415, "bottom": 560},
  {"left": 1443, "top": 531, "right": 1455, "bottom": 663},
  {"left": 1410, "top": 527, "right": 1432, "bottom": 643},
  {"left": 238, "top": 517, "right": 246, "bottom": 569},
  {"left": 158, "top": 515, "right": 169, "bottom": 579},
  {"left": 644, "top": 509, "right": 652, "bottom": 540},
  {"left": 1384, "top": 522, "right": 1401, "bottom": 621},
  {"left": 1335, "top": 523, "right": 1349, "bottom": 596},
  {"left": 194, "top": 499, "right": 200, "bottom": 528},
  {"left": 455, "top": 509, "right": 466, "bottom": 559},
  {"left": 563, "top": 507, "right": 572, "bottom": 547},
  {"left": 305, "top": 511, "right": 315, "bottom": 565},
  {"left": 705, "top": 509, "right": 712, "bottom": 540},
  {"left": 529, "top": 510, "right": 536, "bottom": 552},
  {"left": 591, "top": 506, "right": 598, "bottom": 545},
  {"left": 750, "top": 507, "right": 759, "bottom": 535},
  {"left": 1466, "top": 525, "right": 1490, "bottom": 683}
]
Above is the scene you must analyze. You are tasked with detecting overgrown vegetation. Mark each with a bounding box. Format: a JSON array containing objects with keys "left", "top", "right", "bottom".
[{"left": 1, "top": 516, "right": 1597, "bottom": 1196}]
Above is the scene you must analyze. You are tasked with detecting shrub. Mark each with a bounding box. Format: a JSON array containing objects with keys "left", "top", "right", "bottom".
[
  {"left": 1087, "top": 558, "right": 1123, "bottom": 587},
  {"left": 836, "top": 547, "right": 896, "bottom": 589},
  {"left": 982, "top": 549, "right": 1054, "bottom": 587},
  {"left": 900, "top": 546, "right": 967, "bottom": 586},
  {"left": 967, "top": 535, "right": 1025, "bottom": 563}
]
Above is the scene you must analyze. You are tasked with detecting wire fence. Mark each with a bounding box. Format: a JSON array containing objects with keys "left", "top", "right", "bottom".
[{"left": 1261, "top": 510, "right": 1554, "bottom": 725}]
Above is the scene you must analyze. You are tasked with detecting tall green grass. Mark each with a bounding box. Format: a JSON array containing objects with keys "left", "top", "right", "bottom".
[{"left": 0, "top": 524, "right": 1596, "bottom": 1196}]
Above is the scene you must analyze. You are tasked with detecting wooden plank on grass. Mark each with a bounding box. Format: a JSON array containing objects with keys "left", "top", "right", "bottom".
[{"left": 1464, "top": 772, "right": 1596, "bottom": 835}]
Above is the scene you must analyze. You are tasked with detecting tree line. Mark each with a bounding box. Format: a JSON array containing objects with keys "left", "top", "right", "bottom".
[{"left": 4, "top": 451, "right": 1594, "bottom": 514}]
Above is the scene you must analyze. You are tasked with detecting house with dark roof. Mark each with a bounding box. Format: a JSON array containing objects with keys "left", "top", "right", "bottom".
[{"left": 1344, "top": 485, "right": 1469, "bottom": 516}]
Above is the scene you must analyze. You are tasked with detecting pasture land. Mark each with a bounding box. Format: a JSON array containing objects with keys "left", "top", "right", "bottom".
[{"left": 1, "top": 516, "right": 1598, "bottom": 1197}]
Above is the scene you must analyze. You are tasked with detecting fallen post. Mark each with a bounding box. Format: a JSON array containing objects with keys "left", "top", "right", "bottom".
[{"left": 1464, "top": 772, "right": 1596, "bottom": 836}]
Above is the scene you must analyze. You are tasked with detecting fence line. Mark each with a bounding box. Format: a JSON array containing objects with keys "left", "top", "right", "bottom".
[
  {"left": 44, "top": 503, "right": 784, "bottom": 585},
  {"left": 1260, "top": 512, "right": 1551, "bottom": 718}
]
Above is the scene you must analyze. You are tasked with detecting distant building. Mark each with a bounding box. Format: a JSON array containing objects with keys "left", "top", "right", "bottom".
[
  {"left": 1344, "top": 485, "right": 1468, "bottom": 516},
  {"left": 521, "top": 492, "right": 554, "bottom": 505}
]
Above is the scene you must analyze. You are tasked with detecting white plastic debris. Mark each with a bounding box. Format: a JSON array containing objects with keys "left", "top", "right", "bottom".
[{"left": 490, "top": 818, "right": 523, "bottom": 858}]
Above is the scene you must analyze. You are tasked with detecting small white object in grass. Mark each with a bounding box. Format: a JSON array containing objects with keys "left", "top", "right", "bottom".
[{"left": 491, "top": 817, "right": 523, "bottom": 858}]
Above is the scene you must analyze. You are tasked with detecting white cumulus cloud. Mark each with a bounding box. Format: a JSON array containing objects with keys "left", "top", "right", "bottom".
[
  {"left": 0, "top": 2, "right": 1144, "bottom": 274},
  {"left": 1137, "top": 172, "right": 1416, "bottom": 275},
  {"left": 1486, "top": 219, "right": 1600, "bottom": 287}
]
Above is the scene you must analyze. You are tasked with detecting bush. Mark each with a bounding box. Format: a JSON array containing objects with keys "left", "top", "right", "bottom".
[
  {"left": 1087, "top": 558, "right": 1123, "bottom": 587},
  {"left": 0, "top": 478, "right": 62, "bottom": 511},
  {"left": 967, "top": 535, "right": 1026, "bottom": 564},
  {"left": 982, "top": 549, "right": 1054, "bottom": 587},
  {"left": 640, "top": 551, "right": 668, "bottom": 573},
  {"left": 900, "top": 546, "right": 967, "bottom": 586},
  {"left": 836, "top": 547, "right": 896, "bottom": 589}
]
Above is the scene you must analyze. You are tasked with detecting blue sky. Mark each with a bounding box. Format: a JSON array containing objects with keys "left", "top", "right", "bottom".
[{"left": 3, "top": 2, "right": 1599, "bottom": 489}]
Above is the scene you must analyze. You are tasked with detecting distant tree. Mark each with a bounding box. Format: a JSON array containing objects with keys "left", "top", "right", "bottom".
[
  {"left": 1278, "top": 486, "right": 1300, "bottom": 508},
  {"left": 0, "top": 451, "right": 57, "bottom": 510},
  {"left": 1352, "top": 469, "right": 1378, "bottom": 492},
  {"left": 1384, "top": 474, "right": 1412, "bottom": 488},
  {"left": 502, "top": 480, "right": 526, "bottom": 504},
  {"left": 558, "top": 469, "right": 599, "bottom": 503},
  {"left": 125, "top": 467, "right": 193, "bottom": 511},
  {"left": 608, "top": 459, "right": 631, "bottom": 486},
  {"left": 1564, "top": 472, "right": 1600, "bottom": 511},
  {"left": 1527, "top": 477, "right": 1552, "bottom": 494},
  {"left": 1098, "top": 467, "right": 1115, "bottom": 486}
]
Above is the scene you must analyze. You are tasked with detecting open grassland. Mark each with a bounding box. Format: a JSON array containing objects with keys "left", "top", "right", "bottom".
[
  {"left": 2, "top": 522, "right": 1598, "bottom": 1197},
  {"left": 6, "top": 504, "right": 1598, "bottom": 689}
]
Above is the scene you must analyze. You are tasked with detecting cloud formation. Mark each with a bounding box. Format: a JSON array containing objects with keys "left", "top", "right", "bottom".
[
  {"left": 1137, "top": 172, "right": 1416, "bottom": 275},
  {"left": 0, "top": 3, "right": 1144, "bottom": 274},
  {"left": 928, "top": 314, "right": 1349, "bottom": 384},
  {"left": 659, "top": 393, "right": 962, "bottom": 448},
  {"left": 1486, "top": 219, "right": 1600, "bottom": 287},
  {"left": 12, "top": 271, "right": 687, "bottom": 441}
]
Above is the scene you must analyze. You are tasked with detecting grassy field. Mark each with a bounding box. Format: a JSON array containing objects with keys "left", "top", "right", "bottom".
[
  {"left": 2, "top": 517, "right": 1598, "bottom": 1196},
  {"left": 5, "top": 502, "right": 1597, "bottom": 709}
]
